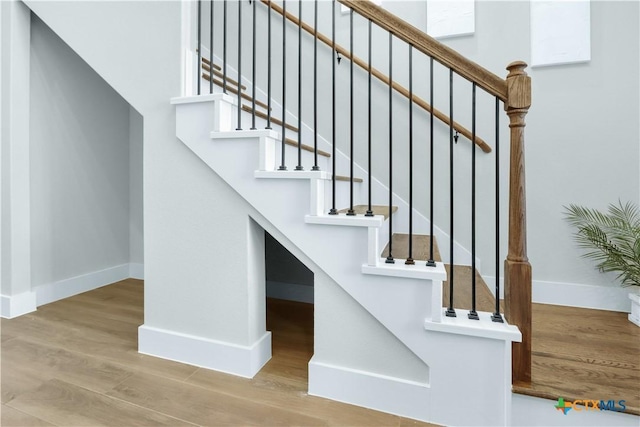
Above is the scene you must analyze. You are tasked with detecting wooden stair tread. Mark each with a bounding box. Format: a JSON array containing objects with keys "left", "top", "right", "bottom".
[
  {"left": 381, "top": 233, "right": 441, "bottom": 263},
  {"left": 338, "top": 205, "right": 397, "bottom": 219},
  {"left": 241, "top": 106, "right": 299, "bottom": 133},
  {"left": 382, "top": 233, "right": 496, "bottom": 313},
  {"left": 202, "top": 63, "right": 246, "bottom": 90},
  {"left": 334, "top": 175, "right": 363, "bottom": 183},
  {"left": 284, "top": 138, "right": 330, "bottom": 158},
  {"left": 442, "top": 264, "right": 497, "bottom": 314},
  {"left": 203, "top": 73, "right": 270, "bottom": 112},
  {"left": 201, "top": 56, "right": 221, "bottom": 70}
]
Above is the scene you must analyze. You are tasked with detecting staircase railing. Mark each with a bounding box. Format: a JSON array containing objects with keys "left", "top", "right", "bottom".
[{"left": 189, "top": 0, "right": 532, "bottom": 384}]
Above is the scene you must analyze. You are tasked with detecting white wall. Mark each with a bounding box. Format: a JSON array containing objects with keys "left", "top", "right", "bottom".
[
  {"left": 314, "top": 267, "right": 429, "bottom": 383},
  {"left": 29, "top": 14, "right": 131, "bottom": 290},
  {"left": 1, "top": 0, "right": 35, "bottom": 317},
  {"left": 129, "top": 107, "right": 144, "bottom": 270}
]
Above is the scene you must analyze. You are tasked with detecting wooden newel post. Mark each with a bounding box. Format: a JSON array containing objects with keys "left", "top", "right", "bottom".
[{"left": 504, "top": 60, "right": 532, "bottom": 385}]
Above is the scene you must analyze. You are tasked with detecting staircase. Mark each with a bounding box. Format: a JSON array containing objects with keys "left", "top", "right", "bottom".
[{"left": 169, "top": 1, "right": 530, "bottom": 425}]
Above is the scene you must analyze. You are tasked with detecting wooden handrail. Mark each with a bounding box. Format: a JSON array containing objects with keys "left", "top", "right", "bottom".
[
  {"left": 260, "top": 0, "right": 491, "bottom": 153},
  {"left": 339, "top": 0, "right": 508, "bottom": 102}
]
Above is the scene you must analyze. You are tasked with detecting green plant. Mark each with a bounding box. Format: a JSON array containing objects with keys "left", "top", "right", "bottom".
[{"left": 565, "top": 201, "right": 640, "bottom": 287}]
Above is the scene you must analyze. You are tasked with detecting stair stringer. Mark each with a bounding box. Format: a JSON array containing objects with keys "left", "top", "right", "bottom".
[{"left": 174, "top": 97, "right": 521, "bottom": 426}]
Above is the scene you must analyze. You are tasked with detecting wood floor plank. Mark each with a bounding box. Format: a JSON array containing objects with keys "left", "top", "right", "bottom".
[
  {"left": 186, "top": 367, "right": 411, "bottom": 427},
  {"left": 513, "top": 303, "right": 640, "bottom": 415},
  {"left": 1, "top": 330, "right": 16, "bottom": 344},
  {"left": 1, "top": 337, "right": 133, "bottom": 395},
  {"left": 530, "top": 354, "right": 639, "bottom": 403},
  {"left": 1, "top": 307, "right": 197, "bottom": 383},
  {"left": 7, "top": 379, "right": 194, "bottom": 427},
  {"left": 34, "top": 303, "right": 140, "bottom": 343},
  {"left": 1, "top": 360, "right": 48, "bottom": 405},
  {"left": 1, "top": 404, "right": 54, "bottom": 427},
  {"left": 107, "top": 371, "right": 328, "bottom": 426}
]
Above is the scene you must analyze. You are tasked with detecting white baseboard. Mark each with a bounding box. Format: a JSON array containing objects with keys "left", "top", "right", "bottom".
[
  {"left": 266, "top": 280, "right": 314, "bottom": 304},
  {"left": 138, "top": 325, "right": 272, "bottom": 378},
  {"left": 1, "top": 291, "right": 37, "bottom": 319},
  {"left": 483, "top": 276, "right": 632, "bottom": 313},
  {"left": 533, "top": 280, "right": 631, "bottom": 312},
  {"left": 129, "top": 263, "right": 144, "bottom": 280},
  {"left": 35, "top": 263, "right": 131, "bottom": 307},
  {"left": 308, "top": 357, "right": 431, "bottom": 423}
]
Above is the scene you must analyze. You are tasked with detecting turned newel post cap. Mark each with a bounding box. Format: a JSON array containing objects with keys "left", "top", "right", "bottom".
[
  {"left": 505, "top": 60, "right": 531, "bottom": 110},
  {"left": 506, "top": 61, "right": 528, "bottom": 78}
]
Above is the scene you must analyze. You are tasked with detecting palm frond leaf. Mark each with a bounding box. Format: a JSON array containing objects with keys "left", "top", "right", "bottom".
[{"left": 564, "top": 201, "right": 640, "bottom": 287}]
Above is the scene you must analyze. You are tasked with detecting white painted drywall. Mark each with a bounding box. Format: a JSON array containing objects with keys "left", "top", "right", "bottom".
[
  {"left": 29, "top": 15, "right": 131, "bottom": 290},
  {"left": 1, "top": 0, "right": 34, "bottom": 313},
  {"left": 129, "top": 107, "right": 144, "bottom": 266},
  {"left": 314, "top": 267, "right": 429, "bottom": 383}
]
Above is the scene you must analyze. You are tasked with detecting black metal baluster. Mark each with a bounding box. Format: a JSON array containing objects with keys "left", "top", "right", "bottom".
[
  {"left": 469, "top": 83, "right": 479, "bottom": 320},
  {"left": 266, "top": 1, "right": 272, "bottom": 129},
  {"left": 329, "top": 0, "right": 337, "bottom": 214},
  {"left": 386, "top": 33, "right": 394, "bottom": 264},
  {"left": 251, "top": 0, "right": 257, "bottom": 129},
  {"left": 236, "top": 0, "right": 242, "bottom": 130},
  {"left": 197, "top": 0, "right": 202, "bottom": 95},
  {"left": 406, "top": 45, "right": 414, "bottom": 265},
  {"left": 347, "top": 9, "right": 355, "bottom": 215},
  {"left": 223, "top": 0, "right": 228, "bottom": 93},
  {"left": 312, "top": 0, "right": 319, "bottom": 171},
  {"left": 278, "top": 0, "right": 287, "bottom": 171},
  {"left": 209, "top": 0, "right": 214, "bottom": 94},
  {"left": 365, "top": 19, "right": 373, "bottom": 217},
  {"left": 445, "top": 69, "right": 456, "bottom": 317},
  {"left": 427, "top": 57, "right": 436, "bottom": 267},
  {"left": 295, "top": 1, "right": 303, "bottom": 171},
  {"left": 492, "top": 97, "right": 504, "bottom": 323}
]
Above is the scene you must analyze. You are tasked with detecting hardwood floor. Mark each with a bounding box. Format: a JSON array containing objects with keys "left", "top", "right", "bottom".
[
  {"left": 514, "top": 303, "right": 640, "bottom": 415},
  {"left": 1, "top": 280, "right": 435, "bottom": 426},
  {"left": 3, "top": 279, "right": 637, "bottom": 424}
]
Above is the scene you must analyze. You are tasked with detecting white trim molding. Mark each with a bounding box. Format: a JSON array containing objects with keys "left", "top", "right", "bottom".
[
  {"left": 35, "top": 263, "right": 131, "bottom": 307},
  {"left": 1, "top": 290, "right": 37, "bottom": 319},
  {"left": 138, "top": 325, "right": 272, "bottom": 379},
  {"left": 483, "top": 275, "right": 632, "bottom": 313},
  {"left": 629, "top": 292, "right": 640, "bottom": 327},
  {"left": 532, "top": 279, "right": 632, "bottom": 313},
  {"left": 308, "top": 358, "right": 431, "bottom": 423},
  {"left": 129, "top": 263, "right": 144, "bottom": 280}
]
